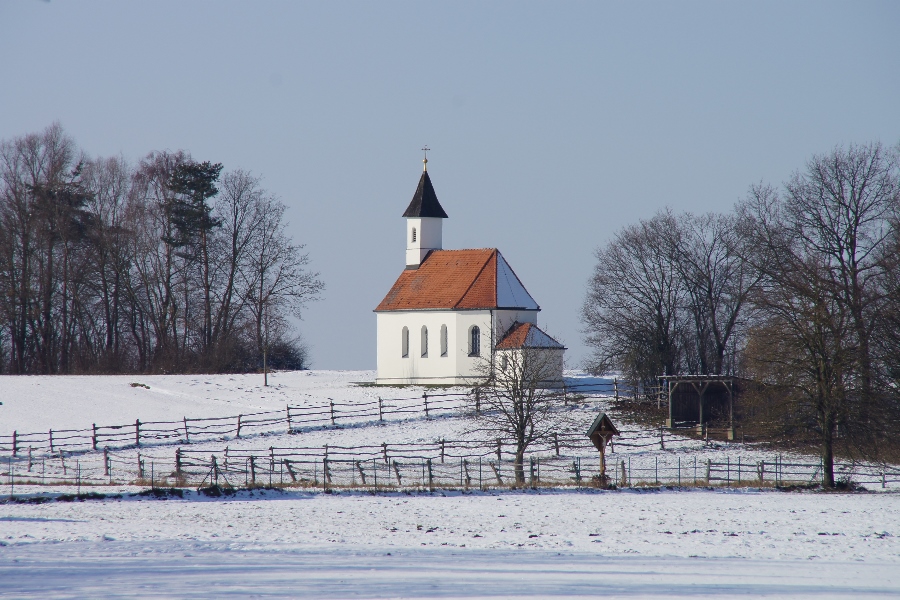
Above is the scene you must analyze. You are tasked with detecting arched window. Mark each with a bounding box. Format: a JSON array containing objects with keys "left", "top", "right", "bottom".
[
  {"left": 401, "top": 326, "right": 409, "bottom": 358},
  {"left": 440, "top": 324, "right": 448, "bottom": 357},
  {"left": 411, "top": 227, "right": 417, "bottom": 243},
  {"left": 500, "top": 354, "right": 508, "bottom": 371},
  {"left": 421, "top": 325, "right": 428, "bottom": 357},
  {"left": 469, "top": 325, "right": 481, "bottom": 357}
]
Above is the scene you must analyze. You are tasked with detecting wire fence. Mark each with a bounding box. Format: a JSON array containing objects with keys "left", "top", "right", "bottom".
[{"left": 5, "top": 448, "right": 899, "bottom": 493}]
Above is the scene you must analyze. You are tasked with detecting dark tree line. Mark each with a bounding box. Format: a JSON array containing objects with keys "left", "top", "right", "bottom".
[
  {"left": 583, "top": 142, "right": 900, "bottom": 485},
  {"left": 0, "top": 123, "right": 324, "bottom": 375}
]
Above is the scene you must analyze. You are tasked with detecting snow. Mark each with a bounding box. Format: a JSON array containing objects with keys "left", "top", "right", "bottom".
[
  {"left": 1, "top": 489, "right": 898, "bottom": 597},
  {"left": 1, "top": 370, "right": 899, "bottom": 597},
  {"left": 0, "top": 370, "right": 376, "bottom": 431}
]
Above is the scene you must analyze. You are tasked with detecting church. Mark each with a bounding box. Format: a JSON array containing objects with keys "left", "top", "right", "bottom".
[{"left": 374, "top": 157, "right": 564, "bottom": 385}]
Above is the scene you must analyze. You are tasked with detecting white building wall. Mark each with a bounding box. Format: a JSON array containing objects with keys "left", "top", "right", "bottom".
[
  {"left": 405, "top": 217, "right": 443, "bottom": 268},
  {"left": 377, "top": 309, "right": 494, "bottom": 385},
  {"left": 495, "top": 348, "right": 565, "bottom": 386}
]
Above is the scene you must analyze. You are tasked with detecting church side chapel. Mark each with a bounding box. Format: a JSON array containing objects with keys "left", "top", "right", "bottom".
[{"left": 375, "top": 154, "right": 564, "bottom": 385}]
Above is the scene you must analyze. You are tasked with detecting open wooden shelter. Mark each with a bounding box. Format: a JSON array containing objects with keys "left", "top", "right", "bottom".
[{"left": 660, "top": 375, "right": 738, "bottom": 438}]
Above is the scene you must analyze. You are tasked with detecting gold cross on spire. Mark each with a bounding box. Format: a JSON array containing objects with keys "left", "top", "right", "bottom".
[{"left": 421, "top": 146, "right": 430, "bottom": 172}]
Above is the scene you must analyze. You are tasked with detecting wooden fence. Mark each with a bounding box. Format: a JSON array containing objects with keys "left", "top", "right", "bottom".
[
  {"left": 0, "top": 381, "right": 624, "bottom": 459},
  {"left": 5, "top": 445, "right": 899, "bottom": 493}
]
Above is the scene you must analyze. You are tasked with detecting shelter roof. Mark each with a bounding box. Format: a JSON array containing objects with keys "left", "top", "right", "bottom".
[{"left": 375, "top": 249, "right": 540, "bottom": 312}]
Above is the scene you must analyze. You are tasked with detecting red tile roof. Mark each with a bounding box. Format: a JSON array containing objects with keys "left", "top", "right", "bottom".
[
  {"left": 495, "top": 322, "right": 565, "bottom": 349},
  {"left": 376, "top": 249, "right": 527, "bottom": 311}
]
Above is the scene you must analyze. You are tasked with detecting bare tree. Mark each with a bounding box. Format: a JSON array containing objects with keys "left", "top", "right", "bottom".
[
  {"left": 242, "top": 193, "right": 324, "bottom": 363},
  {"left": 738, "top": 160, "right": 899, "bottom": 486},
  {"left": 0, "top": 125, "right": 326, "bottom": 375},
  {"left": 469, "top": 340, "right": 567, "bottom": 485},
  {"left": 667, "top": 211, "right": 759, "bottom": 375},
  {"left": 783, "top": 143, "right": 899, "bottom": 428},
  {"left": 582, "top": 210, "right": 686, "bottom": 393},
  {"left": 0, "top": 122, "right": 81, "bottom": 374}
]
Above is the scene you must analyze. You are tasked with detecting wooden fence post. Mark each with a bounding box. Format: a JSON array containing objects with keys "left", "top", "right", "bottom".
[
  {"left": 553, "top": 432, "right": 560, "bottom": 456},
  {"left": 329, "top": 400, "right": 336, "bottom": 425},
  {"left": 378, "top": 397, "right": 383, "bottom": 421},
  {"left": 659, "top": 427, "right": 665, "bottom": 450},
  {"left": 382, "top": 442, "right": 389, "bottom": 464},
  {"left": 249, "top": 456, "right": 256, "bottom": 485},
  {"left": 91, "top": 424, "right": 98, "bottom": 451},
  {"left": 103, "top": 447, "right": 109, "bottom": 477},
  {"left": 496, "top": 438, "right": 502, "bottom": 461},
  {"left": 12, "top": 430, "right": 17, "bottom": 456},
  {"left": 620, "top": 459, "right": 627, "bottom": 487},
  {"left": 184, "top": 417, "right": 190, "bottom": 443},
  {"left": 440, "top": 439, "right": 445, "bottom": 463},
  {"left": 137, "top": 452, "right": 143, "bottom": 479},
  {"left": 355, "top": 461, "right": 367, "bottom": 485},
  {"left": 236, "top": 415, "right": 242, "bottom": 438},
  {"left": 27, "top": 447, "right": 33, "bottom": 472},
  {"left": 706, "top": 459, "right": 711, "bottom": 484},
  {"left": 474, "top": 388, "right": 481, "bottom": 415},
  {"left": 134, "top": 419, "right": 141, "bottom": 447},
  {"left": 427, "top": 458, "right": 434, "bottom": 491},
  {"left": 49, "top": 429, "right": 54, "bottom": 453},
  {"left": 284, "top": 459, "right": 298, "bottom": 482},
  {"left": 286, "top": 406, "right": 292, "bottom": 433},
  {"left": 175, "top": 448, "right": 182, "bottom": 475},
  {"left": 614, "top": 377, "right": 619, "bottom": 401},
  {"left": 393, "top": 460, "right": 402, "bottom": 486},
  {"left": 490, "top": 461, "right": 502, "bottom": 485},
  {"left": 423, "top": 392, "right": 429, "bottom": 418}
]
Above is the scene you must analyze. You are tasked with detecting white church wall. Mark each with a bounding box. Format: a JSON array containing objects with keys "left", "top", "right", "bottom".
[
  {"left": 376, "top": 309, "right": 493, "bottom": 385},
  {"left": 495, "top": 347, "right": 565, "bottom": 386}
]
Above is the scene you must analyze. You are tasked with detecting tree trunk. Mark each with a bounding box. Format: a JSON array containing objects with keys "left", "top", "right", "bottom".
[
  {"left": 514, "top": 446, "right": 526, "bottom": 485},
  {"left": 822, "top": 411, "right": 836, "bottom": 488}
]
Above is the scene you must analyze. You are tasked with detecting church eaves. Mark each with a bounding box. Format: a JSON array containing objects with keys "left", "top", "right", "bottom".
[{"left": 402, "top": 171, "right": 449, "bottom": 218}]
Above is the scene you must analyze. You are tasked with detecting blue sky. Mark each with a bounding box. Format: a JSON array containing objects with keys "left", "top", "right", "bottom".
[{"left": 2, "top": 1, "right": 898, "bottom": 369}]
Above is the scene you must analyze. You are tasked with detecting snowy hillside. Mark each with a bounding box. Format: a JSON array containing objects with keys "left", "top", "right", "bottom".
[
  {"left": 1, "top": 370, "right": 897, "bottom": 491},
  {"left": 2, "top": 371, "right": 899, "bottom": 597}
]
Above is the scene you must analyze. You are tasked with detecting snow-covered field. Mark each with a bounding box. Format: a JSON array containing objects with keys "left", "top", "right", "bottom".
[
  {"left": 0, "top": 370, "right": 377, "bottom": 431},
  {"left": 1, "top": 488, "right": 898, "bottom": 597},
  {"left": 1, "top": 371, "right": 898, "bottom": 597}
]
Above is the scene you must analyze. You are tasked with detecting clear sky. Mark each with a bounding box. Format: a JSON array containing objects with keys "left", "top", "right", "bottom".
[{"left": 2, "top": 1, "right": 898, "bottom": 370}]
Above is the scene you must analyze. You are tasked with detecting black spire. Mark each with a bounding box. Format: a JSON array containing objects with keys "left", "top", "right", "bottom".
[{"left": 402, "top": 171, "right": 448, "bottom": 218}]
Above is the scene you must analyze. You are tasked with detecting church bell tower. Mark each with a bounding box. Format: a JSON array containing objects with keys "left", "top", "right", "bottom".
[{"left": 403, "top": 149, "right": 448, "bottom": 269}]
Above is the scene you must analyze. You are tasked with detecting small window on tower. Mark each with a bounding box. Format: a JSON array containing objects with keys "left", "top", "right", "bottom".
[{"left": 411, "top": 227, "right": 417, "bottom": 243}]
